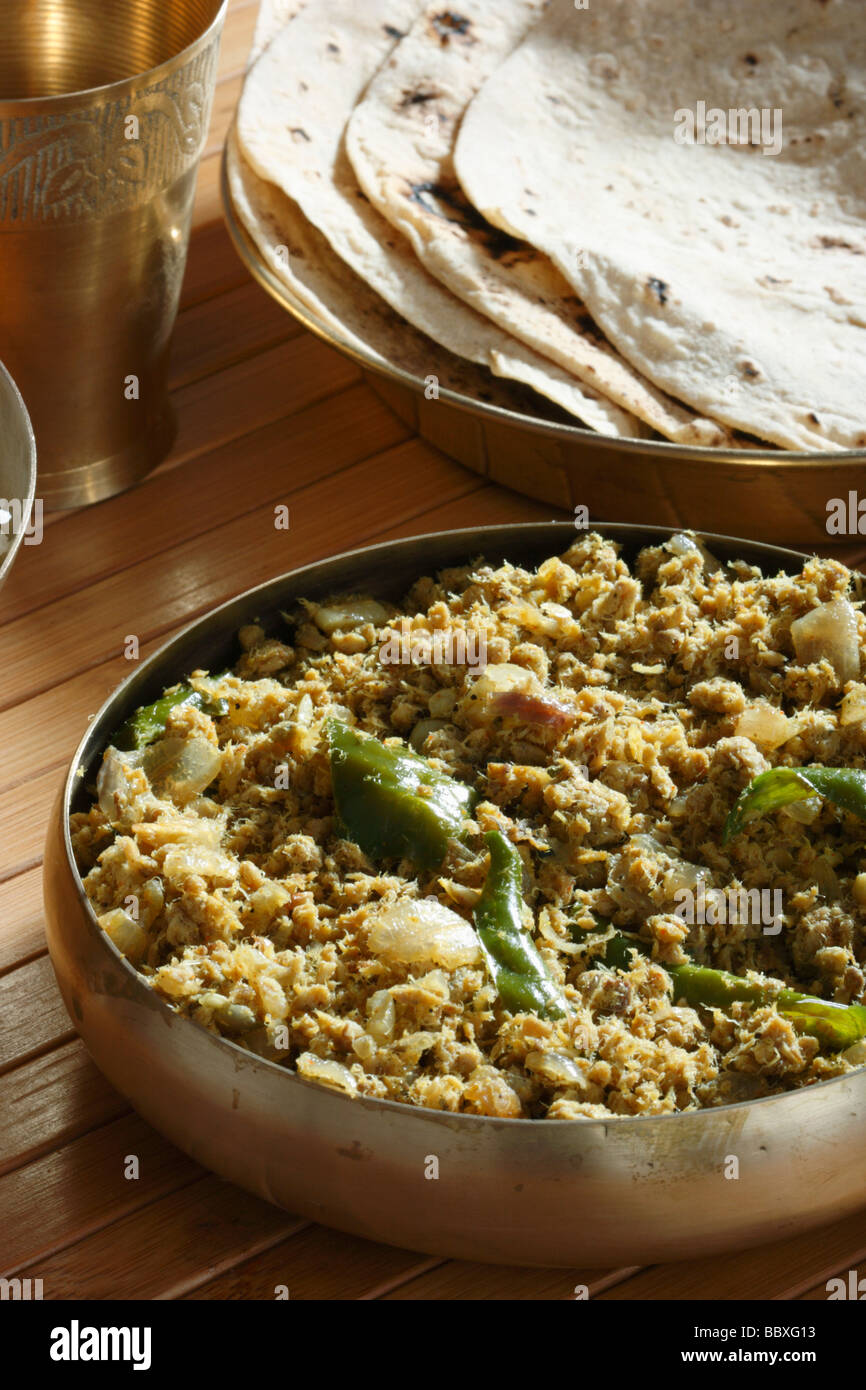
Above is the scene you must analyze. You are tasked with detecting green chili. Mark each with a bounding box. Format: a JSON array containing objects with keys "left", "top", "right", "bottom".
[
  {"left": 584, "top": 928, "right": 866, "bottom": 1051},
  {"left": 113, "top": 684, "right": 229, "bottom": 752},
  {"left": 327, "top": 718, "right": 476, "bottom": 870},
  {"left": 474, "top": 830, "right": 568, "bottom": 1019},
  {"left": 724, "top": 765, "right": 866, "bottom": 844}
]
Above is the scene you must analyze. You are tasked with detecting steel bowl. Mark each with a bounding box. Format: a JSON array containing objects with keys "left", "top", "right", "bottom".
[
  {"left": 221, "top": 151, "right": 866, "bottom": 550},
  {"left": 43, "top": 522, "right": 866, "bottom": 1267},
  {"left": 0, "top": 359, "right": 37, "bottom": 592}
]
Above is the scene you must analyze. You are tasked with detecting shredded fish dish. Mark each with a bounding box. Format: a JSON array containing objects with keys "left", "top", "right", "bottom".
[{"left": 70, "top": 532, "right": 866, "bottom": 1118}]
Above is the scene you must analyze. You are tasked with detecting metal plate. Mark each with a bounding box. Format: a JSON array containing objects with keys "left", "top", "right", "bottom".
[
  {"left": 220, "top": 147, "right": 866, "bottom": 547},
  {"left": 44, "top": 521, "right": 866, "bottom": 1267},
  {"left": 0, "top": 360, "right": 37, "bottom": 592}
]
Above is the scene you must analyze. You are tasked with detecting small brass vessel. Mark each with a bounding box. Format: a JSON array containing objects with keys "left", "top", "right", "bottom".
[{"left": 0, "top": 0, "right": 227, "bottom": 508}]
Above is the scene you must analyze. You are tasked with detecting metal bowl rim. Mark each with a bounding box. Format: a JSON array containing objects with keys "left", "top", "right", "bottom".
[
  {"left": 220, "top": 138, "right": 866, "bottom": 472},
  {"left": 0, "top": 358, "right": 37, "bottom": 586},
  {"left": 57, "top": 519, "right": 866, "bottom": 1133},
  {"left": 0, "top": 0, "right": 229, "bottom": 110}
]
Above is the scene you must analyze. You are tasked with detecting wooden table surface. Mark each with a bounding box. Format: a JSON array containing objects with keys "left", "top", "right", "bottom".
[{"left": 2, "top": 0, "right": 864, "bottom": 1302}]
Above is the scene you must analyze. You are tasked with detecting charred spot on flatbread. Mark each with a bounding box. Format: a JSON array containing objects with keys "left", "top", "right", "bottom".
[
  {"left": 815, "top": 235, "right": 863, "bottom": 253},
  {"left": 430, "top": 12, "right": 474, "bottom": 45},
  {"left": 737, "top": 360, "right": 763, "bottom": 380},
  {"left": 407, "top": 178, "right": 529, "bottom": 262},
  {"left": 573, "top": 311, "right": 606, "bottom": 344},
  {"left": 400, "top": 87, "right": 441, "bottom": 107}
]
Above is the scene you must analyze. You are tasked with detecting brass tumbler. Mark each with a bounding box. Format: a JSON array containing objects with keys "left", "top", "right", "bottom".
[{"left": 0, "top": 0, "right": 227, "bottom": 508}]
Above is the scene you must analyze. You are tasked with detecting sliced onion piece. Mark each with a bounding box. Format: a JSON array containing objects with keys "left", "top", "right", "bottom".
[
  {"left": 296, "top": 1053, "right": 358, "bottom": 1094},
  {"left": 791, "top": 599, "right": 860, "bottom": 684},
  {"left": 98, "top": 908, "right": 150, "bottom": 965},
  {"left": 142, "top": 736, "right": 222, "bottom": 805},
  {"left": 666, "top": 532, "right": 722, "bottom": 573},
  {"left": 502, "top": 599, "right": 572, "bottom": 638},
  {"left": 313, "top": 599, "right": 389, "bottom": 634},
  {"left": 96, "top": 747, "right": 143, "bottom": 821},
  {"left": 489, "top": 690, "right": 576, "bottom": 733},
  {"left": 365, "top": 989, "right": 396, "bottom": 1043},
  {"left": 524, "top": 1050, "right": 588, "bottom": 1085},
  {"left": 840, "top": 683, "right": 866, "bottom": 727},
  {"left": 734, "top": 701, "right": 791, "bottom": 751},
  {"left": 161, "top": 845, "right": 237, "bottom": 886},
  {"left": 461, "top": 658, "right": 575, "bottom": 732},
  {"left": 295, "top": 692, "right": 315, "bottom": 726},
  {"left": 474, "top": 662, "right": 538, "bottom": 694},
  {"left": 366, "top": 898, "right": 481, "bottom": 971},
  {"left": 629, "top": 834, "right": 710, "bottom": 896}
]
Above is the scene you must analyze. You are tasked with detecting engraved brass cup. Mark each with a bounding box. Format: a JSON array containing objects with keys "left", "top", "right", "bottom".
[{"left": 0, "top": 0, "right": 227, "bottom": 509}]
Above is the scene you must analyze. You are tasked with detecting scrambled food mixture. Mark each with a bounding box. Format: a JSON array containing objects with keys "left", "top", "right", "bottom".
[{"left": 71, "top": 533, "right": 866, "bottom": 1118}]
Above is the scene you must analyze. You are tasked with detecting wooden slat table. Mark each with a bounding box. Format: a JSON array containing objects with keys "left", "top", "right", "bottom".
[{"left": 2, "top": 0, "right": 864, "bottom": 1302}]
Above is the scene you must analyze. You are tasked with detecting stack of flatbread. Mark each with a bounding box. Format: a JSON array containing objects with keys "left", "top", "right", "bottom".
[{"left": 228, "top": 0, "right": 866, "bottom": 452}]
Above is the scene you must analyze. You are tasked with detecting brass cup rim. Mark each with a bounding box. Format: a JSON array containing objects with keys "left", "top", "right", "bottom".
[{"left": 0, "top": 0, "right": 229, "bottom": 111}]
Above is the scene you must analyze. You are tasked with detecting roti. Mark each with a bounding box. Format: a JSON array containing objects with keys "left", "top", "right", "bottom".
[
  {"left": 455, "top": 0, "right": 866, "bottom": 452},
  {"left": 236, "top": 0, "right": 644, "bottom": 437},
  {"left": 248, "top": 0, "right": 308, "bottom": 63},
  {"left": 225, "top": 131, "right": 568, "bottom": 417},
  {"left": 346, "top": 0, "right": 734, "bottom": 447}
]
